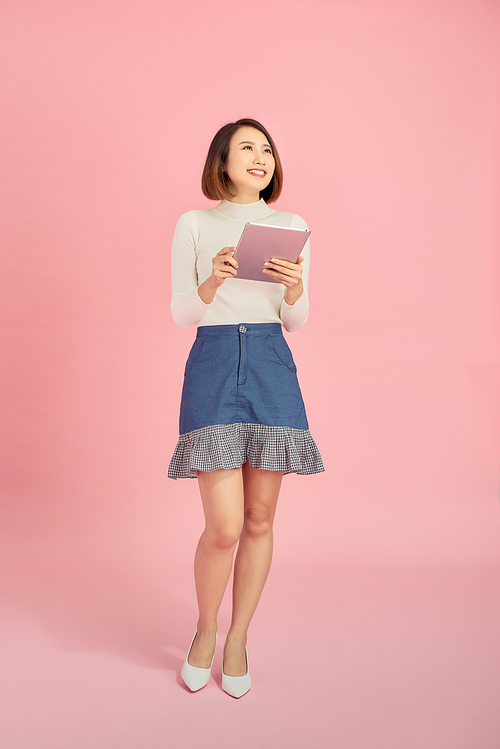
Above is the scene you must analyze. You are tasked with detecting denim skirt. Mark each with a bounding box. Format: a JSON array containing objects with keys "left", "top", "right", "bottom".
[{"left": 168, "top": 323, "right": 324, "bottom": 478}]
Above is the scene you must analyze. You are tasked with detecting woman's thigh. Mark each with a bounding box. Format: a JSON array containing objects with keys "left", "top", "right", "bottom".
[{"left": 197, "top": 468, "right": 245, "bottom": 543}]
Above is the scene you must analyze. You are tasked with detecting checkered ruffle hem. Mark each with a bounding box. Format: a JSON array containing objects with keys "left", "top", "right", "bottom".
[{"left": 168, "top": 422, "right": 325, "bottom": 479}]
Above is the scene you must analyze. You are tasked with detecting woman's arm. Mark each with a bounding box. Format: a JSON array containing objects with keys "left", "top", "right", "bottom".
[
  {"left": 170, "top": 211, "right": 238, "bottom": 328},
  {"left": 264, "top": 213, "right": 311, "bottom": 333},
  {"left": 171, "top": 211, "right": 209, "bottom": 328}
]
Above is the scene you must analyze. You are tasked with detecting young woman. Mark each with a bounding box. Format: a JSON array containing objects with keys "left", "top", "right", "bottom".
[{"left": 168, "top": 118, "right": 324, "bottom": 698}]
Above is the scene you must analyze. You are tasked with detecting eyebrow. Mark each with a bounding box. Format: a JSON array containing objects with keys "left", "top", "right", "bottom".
[{"left": 238, "top": 140, "right": 273, "bottom": 149}]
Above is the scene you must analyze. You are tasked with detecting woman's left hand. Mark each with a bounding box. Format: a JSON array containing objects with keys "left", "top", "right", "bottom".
[{"left": 263, "top": 256, "right": 304, "bottom": 305}]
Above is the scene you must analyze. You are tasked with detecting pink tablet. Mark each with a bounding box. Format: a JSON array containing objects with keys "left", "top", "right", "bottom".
[{"left": 234, "top": 222, "right": 311, "bottom": 284}]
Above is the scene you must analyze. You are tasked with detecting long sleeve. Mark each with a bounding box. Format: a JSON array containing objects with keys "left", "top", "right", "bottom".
[
  {"left": 279, "top": 213, "right": 310, "bottom": 332},
  {"left": 170, "top": 211, "right": 212, "bottom": 328}
]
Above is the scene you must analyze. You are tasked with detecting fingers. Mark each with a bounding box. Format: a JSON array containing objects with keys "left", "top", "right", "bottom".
[
  {"left": 216, "top": 247, "right": 238, "bottom": 269},
  {"left": 216, "top": 261, "right": 237, "bottom": 278},
  {"left": 223, "top": 255, "right": 239, "bottom": 270},
  {"left": 217, "top": 246, "right": 237, "bottom": 258},
  {"left": 265, "top": 256, "right": 304, "bottom": 270},
  {"left": 262, "top": 270, "right": 296, "bottom": 286},
  {"left": 264, "top": 257, "right": 303, "bottom": 274},
  {"left": 262, "top": 256, "right": 303, "bottom": 285},
  {"left": 211, "top": 247, "right": 238, "bottom": 285}
]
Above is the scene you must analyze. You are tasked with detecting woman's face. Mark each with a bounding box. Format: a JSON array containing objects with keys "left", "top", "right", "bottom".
[{"left": 224, "top": 126, "right": 275, "bottom": 202}]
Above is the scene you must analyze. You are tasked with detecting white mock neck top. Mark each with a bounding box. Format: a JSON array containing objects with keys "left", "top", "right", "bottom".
[{"left": 170, "top": 198, "right": 311, "bottom": 332}]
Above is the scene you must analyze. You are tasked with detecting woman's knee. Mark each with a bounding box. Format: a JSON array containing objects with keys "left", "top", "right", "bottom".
[
  {"left": 205, "top": 521, "right": 243, "bottom": 549},
  {"left": 243, "top": 506, "right": 273, "bottom": 538}
]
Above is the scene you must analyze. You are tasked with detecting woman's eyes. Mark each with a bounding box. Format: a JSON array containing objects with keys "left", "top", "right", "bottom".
[{"left": 243, "top": 145, "right": 273, "bottom": 155}]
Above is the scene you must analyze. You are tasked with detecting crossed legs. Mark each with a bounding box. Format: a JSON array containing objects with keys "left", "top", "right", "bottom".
[{"left": 187, "top": 463, "right": 283, "bottom": 676}]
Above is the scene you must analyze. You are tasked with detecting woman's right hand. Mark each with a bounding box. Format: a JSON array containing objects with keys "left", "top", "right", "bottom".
[
  {"left": 210, "top": 246, "right": 238, "bottom": 287},
  {"left": 197, "top": 247, "right": 238, "bottom": 305}
]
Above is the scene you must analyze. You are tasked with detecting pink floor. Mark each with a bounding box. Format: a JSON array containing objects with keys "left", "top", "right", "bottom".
[{"left": 2, "top": 536, "right": 500, "bottom": 749}]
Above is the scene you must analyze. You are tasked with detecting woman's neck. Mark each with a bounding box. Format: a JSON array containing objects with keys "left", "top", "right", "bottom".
[{"left": 226, "top": 187, "right": 261, "bottom": 204}]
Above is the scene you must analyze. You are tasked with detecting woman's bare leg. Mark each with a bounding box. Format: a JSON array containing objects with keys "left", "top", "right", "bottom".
[
  {"left": 187, "top": 467, "right": 244, "bottom": 668},
  {"left": 223, "top": 463, "right": 283, "bottom": 676}
]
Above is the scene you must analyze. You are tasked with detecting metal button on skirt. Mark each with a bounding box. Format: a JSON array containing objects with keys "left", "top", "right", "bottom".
[{"left": 168, "top": 323, "right": 324, "bottom": 478}]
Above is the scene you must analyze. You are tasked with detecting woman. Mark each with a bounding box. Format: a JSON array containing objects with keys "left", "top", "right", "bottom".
[{"left": 168, "top": 118, "right": 324, "bottom": 698}]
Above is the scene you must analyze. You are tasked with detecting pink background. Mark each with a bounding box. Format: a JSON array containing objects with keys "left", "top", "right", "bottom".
[{"left": 1, "top": 1, "right": 499, "bottom": 747}]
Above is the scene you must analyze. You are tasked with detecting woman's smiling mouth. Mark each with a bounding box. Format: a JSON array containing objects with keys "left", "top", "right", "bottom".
[{"left": 247, "top": 169, "right": 267, "bottom": 177}]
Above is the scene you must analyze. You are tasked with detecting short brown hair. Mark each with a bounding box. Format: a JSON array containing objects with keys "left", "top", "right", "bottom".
[{"left": 201, "top": 118, "right": 283, "bottom": 204}]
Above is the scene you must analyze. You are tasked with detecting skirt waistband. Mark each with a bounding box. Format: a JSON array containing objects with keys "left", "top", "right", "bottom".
[{"left": 196, "top": 323, "right": 282, "bottom": 338}]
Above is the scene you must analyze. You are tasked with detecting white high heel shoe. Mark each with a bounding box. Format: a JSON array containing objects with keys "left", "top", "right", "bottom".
[
  {"left": 181, "top": 631, "right": 217, "bottom": 692},
  {"left": 222, "top": 643, "right": 252, "bottom": 698}
]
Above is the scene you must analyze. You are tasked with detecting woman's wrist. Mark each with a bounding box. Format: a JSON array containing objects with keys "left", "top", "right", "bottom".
[
  {"left": 197, "top": 276, "right": 219, "bottom": 305},
  {"left": 284, "top": 280, "right": 303, "bottom": 306}
]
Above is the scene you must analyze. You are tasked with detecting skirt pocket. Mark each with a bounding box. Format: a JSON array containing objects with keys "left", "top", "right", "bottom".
[
  {"left": 184, "top": 338, "right": 206, "bottom": 376},
  {"left": 268, "top": 334, "right": 297, "bottom": 373}
]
